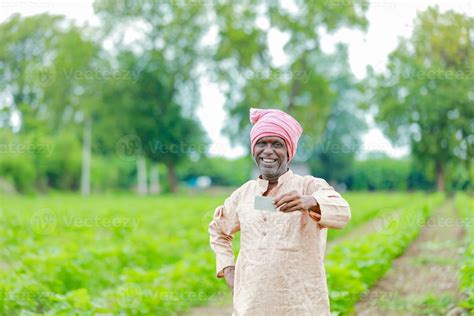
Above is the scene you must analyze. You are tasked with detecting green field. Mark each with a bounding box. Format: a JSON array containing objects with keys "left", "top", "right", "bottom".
[{"left": 0, "top": 192, "right": 468, "bottom": 315}]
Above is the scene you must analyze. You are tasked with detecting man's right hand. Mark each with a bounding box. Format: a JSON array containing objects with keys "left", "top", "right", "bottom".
[{"left": 223, "top": 266, "right": 235, "bottom": 295}]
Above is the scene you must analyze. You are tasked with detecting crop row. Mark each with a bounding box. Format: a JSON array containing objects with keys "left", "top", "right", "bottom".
[
  {"left": 0, "top": 192, "right": 434, "bottom": 314},
  {"left": 325, "top": 193, "right": 444, "bottom": 315},
  {"left": 455, "top": 193, "right": 473, "bottom": 313},
  {"left": 328, "top": 192, "right": 425, "bottom": 241}
]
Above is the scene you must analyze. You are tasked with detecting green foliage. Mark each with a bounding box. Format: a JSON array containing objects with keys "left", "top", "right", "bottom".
[
  {"left": 366, "top": 7, "right": 474, "bottom": 190},
  {"left": 326, "top": 194, "right": 444, "bottom": 314},
  {"left": 212, "top": 1, "right": 368, "bottom": 148},
  {"left": 0, "top": 192, "right": 440, "bottom": 315},
  {"left": 328, "top": 192, "right": 425, "bottom": 241},
  {"left": 350, "top": 157, "right": 411, "bottom": 190},
  {"left": 92, "top": 3, "right": 211, "bottom": 192},
  {"left": 0, "top": 193, "right": 225, "bottom": 314},
  {"left": 177, "top": 156, "right": 254, "bottom": 187},
  {"left": 455, "top": 193, "right": 474, "bottom": 312},
  {"left": 307, "top": 45, "right": 367, "bottom": 181},
  {"left": 0, "top": 13, "right": 65, "bottom": 131},
  {"left": 345, "top": 156, "right": 434, "bottom": 191},
  {"left": 0, "top": 130, "right": 81, "bottom": 193},
  {"left": 0, "top": 129, "right": 142, "bottom": 193},
  {"left": 0, "top": 13, "right": 102, "bottom": 134}
]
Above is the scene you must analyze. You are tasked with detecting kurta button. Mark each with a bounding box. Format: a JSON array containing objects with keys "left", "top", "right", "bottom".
[
  {"left": 263, "top": 217, "right": 267, "bottom": 222},
  {"left": 262, "top": 232, "right": 267, "bottom": 236}
]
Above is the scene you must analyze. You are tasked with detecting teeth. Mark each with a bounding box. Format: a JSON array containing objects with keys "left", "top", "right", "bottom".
[{"left": 262, "top": 158, "right": 276, "bottom": 163}]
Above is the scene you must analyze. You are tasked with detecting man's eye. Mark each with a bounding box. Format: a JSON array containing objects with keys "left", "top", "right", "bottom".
[{"left": 274, "top": 143, "right": 282, "bottom": 148}]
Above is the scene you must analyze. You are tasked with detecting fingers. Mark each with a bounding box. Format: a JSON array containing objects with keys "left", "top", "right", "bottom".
[
  {"left": 280, "top": 200, "right": 301, "bottom": 212},
  {"left": 310, "top": 212, "right": 321, "bottom": 220},
  {"left": 273, "top": 192, "right": 292, "bottom": 206},
  {"left": 274, "top": 195, "right": 294, "bottom": 208},
  {"left": 274, "top": 191, "right": 299, "bottom": 208}
]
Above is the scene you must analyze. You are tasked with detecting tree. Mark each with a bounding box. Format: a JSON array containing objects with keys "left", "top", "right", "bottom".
[
  {"left": 93, "top": 1, "right": 210, "bottom": 193},
  {"left": 366, "top": 7, "right": 474, "bottom": 191},
  {"left": 309, "top": 44, "right": 366, "bottom": 183},
  {"left": 0, "top": 14, "right": 104, "bottom": 195},
  {"left": 40, "top": 24, "right": 103, "bottom": 196},
  {"left": 0, "top": 14, "right": 64, "bottom": 132},
  {"left": 211, "top": 1, "right": 369, "bottom": 149}
]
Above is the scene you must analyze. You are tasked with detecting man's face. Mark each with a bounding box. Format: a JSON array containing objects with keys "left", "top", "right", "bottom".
[{"left": 253, "top": 136, "right": 289, "bottom": 179}]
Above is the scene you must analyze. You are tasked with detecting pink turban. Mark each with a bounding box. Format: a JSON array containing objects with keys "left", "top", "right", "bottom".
[{"left": 249, "top": 108, "right": 303, "bottom": 162}]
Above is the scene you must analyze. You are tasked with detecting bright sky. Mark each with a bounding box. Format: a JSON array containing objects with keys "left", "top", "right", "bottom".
[{"left": 1, "top": 0, "right": 472, "bottom": 159}]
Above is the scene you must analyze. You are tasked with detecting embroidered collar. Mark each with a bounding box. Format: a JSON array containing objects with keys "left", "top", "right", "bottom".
[{"left": 257, "top": 168, "right": 293, "bottom": 190}]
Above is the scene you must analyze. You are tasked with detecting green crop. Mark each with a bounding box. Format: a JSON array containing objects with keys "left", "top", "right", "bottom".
[{"left": 0, "top": 192, "right": 443, "bottom": 315}]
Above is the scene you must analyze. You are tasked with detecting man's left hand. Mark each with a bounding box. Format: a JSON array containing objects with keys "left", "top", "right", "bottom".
[{"left": 273, "top": 190, "right": 320, "bottom": 215}]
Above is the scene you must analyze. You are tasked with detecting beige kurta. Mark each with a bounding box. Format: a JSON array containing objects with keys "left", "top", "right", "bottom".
[{"left": 208, "top": 169, "right": 351, "bottom": 316}]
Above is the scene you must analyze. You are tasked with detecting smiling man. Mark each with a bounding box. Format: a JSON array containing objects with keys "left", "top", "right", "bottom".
[{"left": 208, "top": 108, "right": 351, "bottom": 315}]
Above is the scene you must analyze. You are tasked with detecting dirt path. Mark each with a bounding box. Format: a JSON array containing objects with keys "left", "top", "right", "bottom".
[
  {"left": 179, "top": 292, "right": 233, "bottom": 316},
  {"left": 354, "top": 200, "right": 466, "bottom": 315}
]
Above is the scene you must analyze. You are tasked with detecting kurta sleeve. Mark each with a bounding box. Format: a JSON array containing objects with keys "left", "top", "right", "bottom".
[
  {"left": 304, "top": 176, "right": 351, "bottom": 229},
  {"left": 208, "top": 188, "right": 242, "bottom": 278}
]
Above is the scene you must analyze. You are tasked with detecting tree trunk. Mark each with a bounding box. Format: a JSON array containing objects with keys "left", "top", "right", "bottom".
[
  {"left": 149, "top": 163, "right": 161, "bottom": 195},
  {"left": 80, "top": 118, "right": 91, "bottom": 196},
  {"left": 435, "top": 161, "right": 445, "bottom": 192},
  {"left": 137, "top": 155, "right": 148, "bottom": 195},
  {"left": 165, "top": 162, "right": 178, "bottom": 194}
]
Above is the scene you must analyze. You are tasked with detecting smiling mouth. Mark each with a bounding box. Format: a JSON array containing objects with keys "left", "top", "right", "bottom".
[{"left": 260, "top": 158, "right": 278, "bottom": 164}]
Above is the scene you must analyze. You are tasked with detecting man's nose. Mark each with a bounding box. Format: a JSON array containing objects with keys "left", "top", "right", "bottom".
[{"left": 263, "top": 144, "right": 274, "bottom": 154}]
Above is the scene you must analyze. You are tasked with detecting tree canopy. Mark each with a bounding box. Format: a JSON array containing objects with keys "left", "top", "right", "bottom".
[{"left": 366, "top": 7, "right": 474, "bottom": 191}]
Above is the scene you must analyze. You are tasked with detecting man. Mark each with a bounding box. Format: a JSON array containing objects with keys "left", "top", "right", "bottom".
[{"left": 208, "top": 108, "right": 351, "bottom": 315}]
